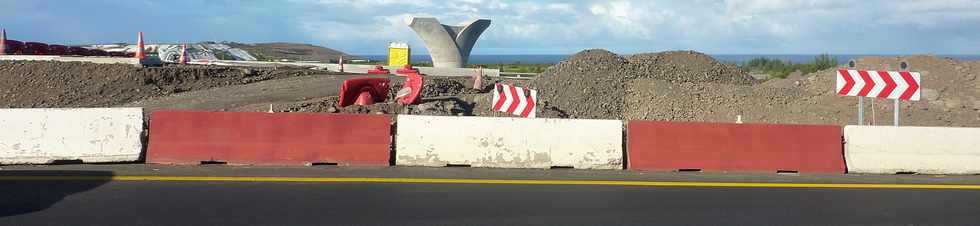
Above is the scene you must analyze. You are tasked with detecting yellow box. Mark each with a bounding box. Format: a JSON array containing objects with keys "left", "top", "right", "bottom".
[{"left": 388, "top": 42, "right": 410, "bottom": 67}]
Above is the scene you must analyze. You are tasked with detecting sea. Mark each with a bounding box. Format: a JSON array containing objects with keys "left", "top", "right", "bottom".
[{"left": 361, "top": 54, "right": 980, "bottom": 65}]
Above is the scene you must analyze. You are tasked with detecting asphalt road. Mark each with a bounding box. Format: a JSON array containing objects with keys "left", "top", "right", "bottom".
[{"left": 2, "top": 165, "right": 979, "bottom": 226}]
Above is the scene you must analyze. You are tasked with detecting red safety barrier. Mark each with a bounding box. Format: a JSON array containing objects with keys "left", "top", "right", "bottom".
[
  {"left": 24, "top": 42, "right": 49, "bottom": 55},
  {"left": 89, "top": 49, "right": 109, "bottom": 56},
  {"left": 367, "top": 65, "right": 390, "bottom": 74},
  {"left": 109, "top": 51, "right": 127, "bottom": 57},
  {"left": 67, "top": 46, "right": 90, "bottom": 56},
  {"left": 147, "top": 110, "right": 392, "bottom": 166},
  {"left": 395, "top": 64, "right": 419, "bottom": 75},
  {"left": 627, "top": 121, "right": 843, "bottom": 173},
  {"left": 47, "top": 45, "right": 68, "bottom": 55},
  {"left": 3, "top": 40, "right": 24, "bottom": 55}
]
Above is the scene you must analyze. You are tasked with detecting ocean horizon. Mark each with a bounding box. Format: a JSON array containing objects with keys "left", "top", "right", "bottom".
[{"left": 360, "top": 54, "right": 980, "bottom": 65}]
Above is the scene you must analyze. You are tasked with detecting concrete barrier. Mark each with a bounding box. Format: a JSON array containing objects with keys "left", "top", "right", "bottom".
[
  {"left": 844, "top": 126, "right": 980, "bottom": 174},
  {"left": 194, "top": 60, "right": 500, "bottom": 77},
  {"left": 628, "top": 121, "right": 844, "bottom": 173},
  {"left": 147, "top": 111, "right": 391, "bottom": 166},
  {"left": 0, "top": 108, "right": 144, "bottom": 164},
  {"left": 395, "top": 115, "right": 623, "bottom": 169}
]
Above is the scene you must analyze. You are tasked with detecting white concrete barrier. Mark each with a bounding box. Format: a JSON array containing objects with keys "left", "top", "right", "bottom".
[
  {"left": 844, "top": 125, "right": 980, "bottom": 174},
  {"left": 0, "top": 108, "right": 144, "bottom": 164},
  {"left": 396, "top": 115, "right": 623, "bottom": 169},
  {"left": 194, "top": 60, "right": 501, "bottom": 77}
]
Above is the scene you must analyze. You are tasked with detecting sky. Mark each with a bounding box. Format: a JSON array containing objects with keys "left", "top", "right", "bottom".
[{"left": 2, "top": 0, "right": 980, "bottom": 55}]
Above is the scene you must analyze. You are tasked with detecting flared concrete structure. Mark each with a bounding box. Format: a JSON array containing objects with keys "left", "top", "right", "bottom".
[{"left": 407, "top": 17, "right": 490, "bottom": 68}]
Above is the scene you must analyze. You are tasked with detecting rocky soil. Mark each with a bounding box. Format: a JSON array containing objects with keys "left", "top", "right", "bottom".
[
  {"left": 2, "top": 51, "right": 977, "bottom": 127},
  {"left": 531, "top": 49, "right": 979, "bottom": 127},
  {"left": 531, "top": 49, "right": 757, "bottom": 120},
  {"left": 279, "top": 76, "right": 541, "bottom": 117},
  {"left": 0, "top": 61, "right": 319, "bottom": 108}
]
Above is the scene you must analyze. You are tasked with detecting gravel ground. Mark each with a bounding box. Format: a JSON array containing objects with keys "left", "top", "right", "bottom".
[{"left": 2, "top": 52, "right": 977, "bottom": 127}]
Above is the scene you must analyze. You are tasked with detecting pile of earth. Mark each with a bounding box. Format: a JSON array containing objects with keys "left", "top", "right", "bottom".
[
  {"left": 529, "top": 49, "right": 979, "bottom": 127},
  {"left": 626, "top": 54, "right": 980, "bottom": 127},
  {"left": 0, "top": 61, "right": 319, "bottom": 108},
  {"left": 531, "top": 49, "right": 755, "bottom": 119}
]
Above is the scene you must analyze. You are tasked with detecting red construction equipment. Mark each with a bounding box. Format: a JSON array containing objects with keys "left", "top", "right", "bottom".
[
  {"left": 395, "top": 64, "right": 419, "bottom": 75},
  {"left": 24, "top": 42, "right": 49, "bottom": 55},
  {"left": 337, "top": 77, "right": 390, "bottom": 107},
  {"left": 367, "top": 65, "right": 390, "bottom": 74},
  {"left": 47, "top": 45, "right": 68, "bottom": 55},
  {"left": 134, "top": 32, "right": 145, "bottom": 59},
  {"left": 395, "top": 72, "right": 423, "bottom": 105}
]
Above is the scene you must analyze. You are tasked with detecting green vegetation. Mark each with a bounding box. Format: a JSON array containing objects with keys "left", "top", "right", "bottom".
[{"left": 742, "top": 54, "right": 839, "bottom": 79}]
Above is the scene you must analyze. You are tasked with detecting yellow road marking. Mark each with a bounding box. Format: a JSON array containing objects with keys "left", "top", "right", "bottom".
[{"left": 2, "top": 175, "right": 980, "bottom": 189}]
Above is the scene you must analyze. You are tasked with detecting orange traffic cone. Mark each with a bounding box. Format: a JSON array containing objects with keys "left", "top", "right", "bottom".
[
  {"left": 354, "top": 88, "right": 375, "bottom": 106},
  {"left": 134, "top": 32, "right": 146, "bottom": 59},
  {"left": 178, "top": 44, "right": 188, "bottom": 64},
  {"left": 0, "top": 28, "right": 7, "bottom": 55},
  {"left": 339, "top": 55, "right": 344, "bottom": 72}
]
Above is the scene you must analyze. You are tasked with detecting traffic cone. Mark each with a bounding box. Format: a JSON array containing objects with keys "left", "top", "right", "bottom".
[
  {"left": 339, "top": 55, "right": 344, "bottom": 72},
  {"left": 354, "top": 88, "right": 375, "bottom": 106},
  {"left": 0, "top": 28, "right": 7, "bottom": 55},
  {"left": 178, "top": 44, "right": 188, "bottom": 64},
  {"left": 134, "top": 32, "right": 146, "bottom": 59}
]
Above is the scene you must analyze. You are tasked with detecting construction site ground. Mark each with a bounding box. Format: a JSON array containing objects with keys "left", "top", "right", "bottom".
[{"left": 1, "top": 50, "right": 978, "bottom": 127}]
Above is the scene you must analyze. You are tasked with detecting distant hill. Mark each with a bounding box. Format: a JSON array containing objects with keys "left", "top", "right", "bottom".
[{"left": 224, "top": 42, "right": 358, "bottom": 62}]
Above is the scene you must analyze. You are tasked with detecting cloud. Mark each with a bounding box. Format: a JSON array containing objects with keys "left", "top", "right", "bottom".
[{"left": 1, "top": 0, "right": 978, "bottom": 54}]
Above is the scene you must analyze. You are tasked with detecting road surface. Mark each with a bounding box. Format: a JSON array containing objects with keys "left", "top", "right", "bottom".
[{"left": 1, "top": 165, "right": 979, "bottom": 226}]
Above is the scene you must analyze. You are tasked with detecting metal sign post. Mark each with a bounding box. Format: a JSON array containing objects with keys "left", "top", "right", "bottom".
[
  {"left": 896, "top": 60, "right": 909, "bottom": 126},
  {"left": 848, "top": 59, "right": 863, "bottom": 125}
]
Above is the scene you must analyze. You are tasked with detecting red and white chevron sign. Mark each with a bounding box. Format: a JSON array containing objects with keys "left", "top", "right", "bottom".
[
  {"left": 492, "top": 83, "right": 537, "bottom": 118},
  {"left": 836, "top": 69, "right": 921, "bottom": 101}
]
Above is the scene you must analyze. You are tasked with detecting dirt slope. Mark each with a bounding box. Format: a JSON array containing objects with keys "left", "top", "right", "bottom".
[{"left": 0, "top": 61, "right": 318, "bottom": 108}]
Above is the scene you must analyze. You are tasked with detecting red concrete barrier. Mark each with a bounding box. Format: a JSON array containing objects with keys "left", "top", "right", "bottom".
[
  {"left": 147, "top": 110, "right": 391, "bottom": 166},
  {"left": 627, "top": 121, "right": 843, "bottom": 173}
]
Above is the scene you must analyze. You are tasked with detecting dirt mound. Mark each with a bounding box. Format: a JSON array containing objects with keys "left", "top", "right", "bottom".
[
  {"left": 0, "top": 61, "right": 316, "bottom": 108},
  {"left": 789, "top": 55, "right": 980, "bottom": 126},
  {"left": 531, "top": 49, "right": 753, "bottom": 119},
  {"left": 621, "top": 51, "right": 755, "bottom": 84},
  {"left": 623, "top": 54, "right": 980, "bottom": 127},
  {"left": 420, "top": 78, "right": 487, "bottom": 97},
  {"left": 531, "top": 49, "right": 627, "bottom": 119}
]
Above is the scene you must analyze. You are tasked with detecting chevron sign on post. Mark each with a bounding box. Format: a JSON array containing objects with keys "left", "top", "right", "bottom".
[
  {"left": 492, "top": 83, "right": 537, "bottom": 118},
  {"left": 837, "top": 59, "right": 921, "bottom": 127},
  {"left": 836, "top": 69, "right": 921, "bottom": 101}
]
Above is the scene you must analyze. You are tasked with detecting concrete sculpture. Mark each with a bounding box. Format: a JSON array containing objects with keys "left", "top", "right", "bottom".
[{"left": 406, "top": 17, "right": 490, "bottom": 68}]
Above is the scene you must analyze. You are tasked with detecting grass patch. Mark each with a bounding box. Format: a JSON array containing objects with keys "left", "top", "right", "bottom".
[{"left": 742, "top": 54, "right": 839, "bottom": 79}]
